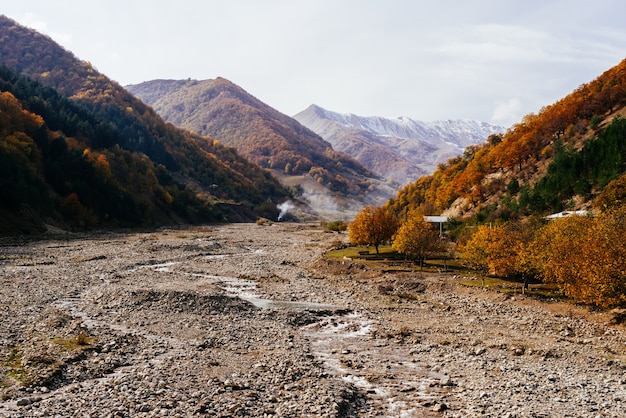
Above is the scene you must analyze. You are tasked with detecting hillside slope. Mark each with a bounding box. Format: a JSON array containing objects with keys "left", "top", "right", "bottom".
[
  {"left": 293, "top": 104, "right": 504, "bottom": 185},
  {"left": 0, "top": 65, "right": 238, "bottom": 233},
  {"left": 0, "top": 16, "right": 289, "bottom": 227},
  {"left": 127, "top": 78, "right": 395, "bottom": 216},
  {"left": 387, "top": 58, "right": 626, "bottom": 221}
]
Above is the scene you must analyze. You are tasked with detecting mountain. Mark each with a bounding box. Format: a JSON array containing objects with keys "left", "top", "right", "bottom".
[
  {"left": 386, "top": 58, "right": 626, "bottom": 222},
  {"left": 293, "top": 104, "right": 505, "bottom": 185},
  {"left": 126, "top": 79, "right": 395, "bottom": 218},
  {"left": 0, "top": 16, "right": 289, "bottom": 232}
]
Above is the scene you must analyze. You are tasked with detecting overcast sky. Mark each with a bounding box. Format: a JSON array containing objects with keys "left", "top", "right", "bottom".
[{"left": 3, "top": 0, "right": 626, "bottom": 127}]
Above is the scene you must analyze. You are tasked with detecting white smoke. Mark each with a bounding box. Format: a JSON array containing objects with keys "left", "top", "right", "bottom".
[
  {"left": 301, "top": 191, "right": 341, "bottom": 217},
  {"left": 277, "top": 201, "right": 296, "bottom": 221}
]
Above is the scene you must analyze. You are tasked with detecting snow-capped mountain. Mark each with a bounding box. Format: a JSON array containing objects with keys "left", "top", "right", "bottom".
[{"left": 293, "top": 104, "right": 505, "bottom": 186}]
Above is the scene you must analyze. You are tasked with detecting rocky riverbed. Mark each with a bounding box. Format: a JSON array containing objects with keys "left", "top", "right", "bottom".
[{"left": 0, "top": 223, "right": 625, "bottom": 417}]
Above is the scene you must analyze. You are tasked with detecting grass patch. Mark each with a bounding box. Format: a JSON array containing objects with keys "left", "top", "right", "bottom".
[
  {"left": 325, "top": 245, "right": 468, "bottom": 275},
  {"left": 325, "top": 245, "right": 396, "bottom": 261},
  {"left": 325, "top": 245, "right": 566, "bottom": 301},
  {"left": 4, "top": 347, "right": 27, "bottom": 384},
  {"left": 458, "top": 276, "right": 568, "bottom": 299},
  {"left": 1, "top": 331, "right": 96, "bottom": 388},
  {"left": 51, "top": 331, "right": 96, "bottom": 350},
  {"left": 1, "top": 346, "right": 48, "bottom": 387}
]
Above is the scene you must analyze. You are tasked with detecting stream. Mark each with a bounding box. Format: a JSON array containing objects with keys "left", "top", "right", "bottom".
[
  {"left": 49, "top": 257, "right": 444, "bottom": 416},
  {"left": 212, "top": 271, "right": 443, "bottom": 416}
]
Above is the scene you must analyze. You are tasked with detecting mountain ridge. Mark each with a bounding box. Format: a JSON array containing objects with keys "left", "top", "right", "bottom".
[
  {"left": 293, "top": 104, "right": 504, "bottom": 185},
  {"left": 127, "top": 78, "right": 395, "bottom": 218},
  {"left": 385, "top": 58, "right": 626, "bottom": 222},
  {"left": 0, "top": 15, "right": 290, "bottom": 231}
]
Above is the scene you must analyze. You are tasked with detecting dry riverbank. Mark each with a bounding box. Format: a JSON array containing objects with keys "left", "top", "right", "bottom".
[{"left": 1, "top": 223, "right": 625, "bottom": 417}]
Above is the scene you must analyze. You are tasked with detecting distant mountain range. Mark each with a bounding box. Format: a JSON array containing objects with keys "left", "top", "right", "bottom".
[
  {"left": 126, "top": 78, "right": 502, "bottom": 213},
  {"left": 126, "top": 79, "right": 395, "bottom": 218},
  {"left": 293, "top": 105, "right": 505, "bottom": 185}
]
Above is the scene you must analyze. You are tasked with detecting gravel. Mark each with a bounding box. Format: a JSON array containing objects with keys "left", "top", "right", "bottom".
[{"left": 0, "top": 223, "right": 625, "bottom": 417}]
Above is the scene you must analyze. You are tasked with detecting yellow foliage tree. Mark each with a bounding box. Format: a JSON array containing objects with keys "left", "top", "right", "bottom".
[
  {"left": 460, "top": 210, "right": 626, "bottom": 308},
  {"left": 526, "top": 215, "right": 593, "bottom": 302},
  {"left": 462, "top": 220, "right": 540, "bottom": 280},
  {"left": 576, "top": 208, "right": 626, "bottom": 308},
  {"left": 349, "top": 206, "right": 398, "bottom": 254},
  {"left": 460, "top": 225, "right": 494, "bottom": 274},
  {"left": 392, "top": 215, "right": 443, "bottom": 268},
  {"left": 594, "top": 174, "right": 626, "bottom": 211}
]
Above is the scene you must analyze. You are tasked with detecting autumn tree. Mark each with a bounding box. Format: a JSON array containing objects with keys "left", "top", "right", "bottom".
[
  {"left": 490, "top": 221, "right": 540, "bottom": 279},
  {"left": 349, "top": 206, "right": 399, "bottom": 253},
  {"left": 460, "top": 225, "right": 498, "bottom": 275},
  {"left": 392, "top": 215, "right": 443, "bottom": 268},
  {"left": 572, "top": 208, "right": 626, "bottom": 308},
  {"left": 526, "top": 214, "right": 593, "bottom": 302},
  {"left": 460, "top": 223, "right": 516, "bottom": 276},
  {"left": 525, "top": 210, "right": 626, "bottom": 308},
  {"left": 594, "top": 173, "right": 626, "bottom": 210}
]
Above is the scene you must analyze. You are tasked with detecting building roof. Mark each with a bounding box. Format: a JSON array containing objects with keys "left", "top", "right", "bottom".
[
  {"left": 423, "top": 216, "right": 449, "bottom": 223},
  {"left": 545, "top": 210, "right": 589, "bottom": 219}
]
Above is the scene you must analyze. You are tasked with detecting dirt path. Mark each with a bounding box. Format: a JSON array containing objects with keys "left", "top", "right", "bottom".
[{"left": 1, "top": 223, "right": 625, "bottom": 417}]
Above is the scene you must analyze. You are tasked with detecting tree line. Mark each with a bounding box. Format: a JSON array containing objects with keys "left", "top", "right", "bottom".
[
  {"left": 348, "top": 206, "right": 444, "bottom": 268},
  {"left": 0, "top": 64, "right": 240, "bottom": 232},
  {"left": 460, "top": 208, "right": 626, "bottom": 309},
  {"left": 348, "top": 203, "right": 626, "bottom": 309}
]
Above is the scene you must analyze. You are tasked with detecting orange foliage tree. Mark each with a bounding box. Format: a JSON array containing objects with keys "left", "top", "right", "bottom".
[
  {"left": 518, "top": 211, "right": 626, "bottom": 308},
  {"left": 574, "top": 208, "right": 626, "bottom": 308},
  {"left": 349, "top": 206, "right": 399, "bottom": 254},
  {"left": 526, "top": 215, "right": 593, "bottom": 302},
  {"left": 460, "top": 220, "right": 538, "bottom": 279},
  {"left": 392, "top": 215, "right": 443, "bottom": 268}
]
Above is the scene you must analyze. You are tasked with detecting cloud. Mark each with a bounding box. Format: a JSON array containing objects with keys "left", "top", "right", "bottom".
[
  {"left": 491, "top": 98, "right": 523, "bottom": 127},
  {"left": 7, "top": 1, "right": 626, "bottom": 127},
  {"left": 20, "top": 12, "right": 72, "bottom": 45},
  {"left": 433, "top": 24, "right": 554, "bottom": 63}
]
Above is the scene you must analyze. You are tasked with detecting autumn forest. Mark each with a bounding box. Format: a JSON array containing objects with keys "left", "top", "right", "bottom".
[
  {"left": 350, "top": 58, "right": 626, "bottom": 309},
  {"left": 0, "top": 16, "right": 291, "bottom": 233}
]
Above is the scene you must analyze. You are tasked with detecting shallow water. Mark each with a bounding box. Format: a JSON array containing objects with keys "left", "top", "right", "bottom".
[
  {"left": 301, "top": 312, "right": 439, "bottom": 416},
  {"left": 210, "top": 271, "right": 440, "bottom": 416},
  {"left": 214, "top": 274, "right": 344, "bottom": 310}
]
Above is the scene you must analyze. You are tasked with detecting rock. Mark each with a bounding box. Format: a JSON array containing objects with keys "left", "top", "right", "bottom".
[
  {"left": 511, "top": 347, "right": 525, "bottom": 356},
  {"left": 3, "top": 223, "right": 626, "bottom": 418},
  {"left": 440, "top": 375, "right": 453, "bottom": 386},
  {"left": 16, "top": 398, "right": 32, "bottom": 406},
  {"left": 433, "top": 402, "right": 448, "bottom": 412}
]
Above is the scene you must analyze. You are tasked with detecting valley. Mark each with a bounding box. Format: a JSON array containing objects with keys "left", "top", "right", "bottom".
[{"left": 1, "top": 224, "right": 624, "bottom": 417}]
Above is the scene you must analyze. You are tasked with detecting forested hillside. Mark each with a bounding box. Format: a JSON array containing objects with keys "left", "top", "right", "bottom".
[
  {"left": 126, "top": 78, "right": 380, "bottom": 196},
  {"left": 0, "top": 16, "right": 289, "bottom": 233},
  {"left": 387, "top": 58, "right": 626, "bottom": 222},
  {"left": 344, "top": 58, "right": 626, "bottom": 309},
  {"left": 0, "top": 65, "right": 258, "bottom": 233}
]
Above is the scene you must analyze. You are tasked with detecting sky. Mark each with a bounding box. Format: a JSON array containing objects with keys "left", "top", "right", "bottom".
[{"left": 3, "top": 0, "right": 626, "bottom": 128}]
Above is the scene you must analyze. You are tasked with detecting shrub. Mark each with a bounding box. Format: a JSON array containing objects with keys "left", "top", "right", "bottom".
[{"left": 325, "top": 220, "right": 348, "bottom": 232}]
